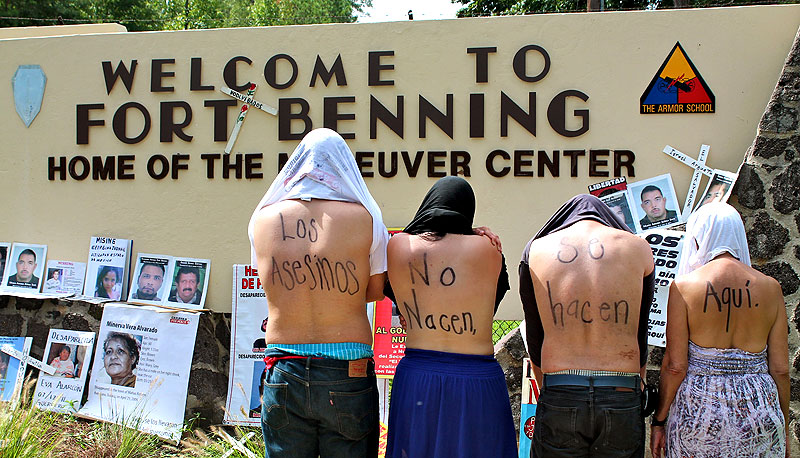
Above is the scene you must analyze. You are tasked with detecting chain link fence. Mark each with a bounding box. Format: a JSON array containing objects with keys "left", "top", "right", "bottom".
[{"left": 492, "top": 320, "right": 521, "bottom": 345}]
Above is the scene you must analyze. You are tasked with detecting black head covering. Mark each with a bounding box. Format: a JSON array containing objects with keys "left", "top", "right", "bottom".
[
  {"left": 385, "top": 176, "right": 509, "bottom": 311},
  {"left": 532, "top": 193, "right": 631, "bottom": 241},
  {"left": 403, "top": 176, "right": 475, "bottom": 236}
]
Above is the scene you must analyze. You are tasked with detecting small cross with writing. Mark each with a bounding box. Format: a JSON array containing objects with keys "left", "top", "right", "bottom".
[
  {"left": 220, "top": 84, "right": 278, "bottom": 155},
  {"left": 662, "top": 144, "right": 713, "bottom": 219}
]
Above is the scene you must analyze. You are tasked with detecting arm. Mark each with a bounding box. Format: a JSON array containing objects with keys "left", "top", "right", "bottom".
[
  {"left": 651, "top": 281, "right": 689, "bottom": 458},
  {"left": 473, "top": 226, "right": 502, "bottom": 252},
  {"left": 519, "top": 261, "right": 544, "bottom": 366},
  {"left": 638, "top": 270, "right": 656, "bottom": 367},
  {"left": 766, "top": 284, "right": 790, "bottom": 457},
  {"left": 366, "top": 273, "right": 387, "bottom": 303}
]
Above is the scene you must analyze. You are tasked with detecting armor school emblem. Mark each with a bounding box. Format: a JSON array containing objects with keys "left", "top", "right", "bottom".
[{"left": 12, "top": 65, "right": 47, "bottom": 127}]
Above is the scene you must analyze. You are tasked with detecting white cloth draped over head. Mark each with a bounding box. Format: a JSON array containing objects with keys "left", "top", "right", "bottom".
[
  {"left": 248, "top": 128, "right": 389, "bottom": 275},
  {"left": 677, "top": 202, "right": 751, "bottom": 276}
]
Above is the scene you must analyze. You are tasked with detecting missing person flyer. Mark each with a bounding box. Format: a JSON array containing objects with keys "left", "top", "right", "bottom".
[
  {"left": 224, "top": 264, "right": 269, "bottom": 426},
  {"left": 639, "top": 229, "right": 685, "bottom": 347},
  {"left": 42, "top": 260, "right": 87, "bottom": 295},
  {"left": 77, "top": 303, "right": 199, "bottom": 442},
  {"left": 33, "top": 329, "right": 95, "bottom": 412},
  {"left": 0, "top": 336, "right": 32, "bottom": 402}
]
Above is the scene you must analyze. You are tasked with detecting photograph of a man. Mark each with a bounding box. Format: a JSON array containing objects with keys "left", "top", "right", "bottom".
[
  {"left": 168, "top": 265, "right": 203, "bottom": 305},
  {"left": 694, "top": 171, "right": 735, "bottom": 212},
  {"left": 130, "top": 261, "right": 166, "bottom": 302},
  {"left": 7, "top": 248, "right": 40, "bottom": 288},
  {"left": 630, "top": 175, "right": 681, "bottom": 231}
]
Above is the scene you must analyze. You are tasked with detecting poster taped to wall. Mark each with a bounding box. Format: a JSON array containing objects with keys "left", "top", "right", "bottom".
[
  {"left": 83, "top": 237, "right": 133, "bottom": 302},
  {"left": 0, "top": 336, "right": 32, "bottom": 402},
  {"left": 33, "top": 329, "right": 95, "bottom": 412},
  {"left": 639, "top": 229, "right": 685, "bottom": 347},
  {"left": 42, "top": 260, "right": 87, "bottom": 295},
  {"left": 224, "top": 264, "right": 269, "bottom": 426},
  {"left": 77, "top": 303, "right": 199, "bottom": 442},
  {"left": 1, "top": 242, "right": 47, "bottom": 293}
]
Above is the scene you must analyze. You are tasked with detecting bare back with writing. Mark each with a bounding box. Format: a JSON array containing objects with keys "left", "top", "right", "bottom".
[
  {"left": 251, "top": 199, "right": 383, "bottom": 346},
  {"left": 388, "top": 233, "right": 500, "bottom": 355},
  {"left": 528, "top": 220, "right": 654, "bottom": 373}
]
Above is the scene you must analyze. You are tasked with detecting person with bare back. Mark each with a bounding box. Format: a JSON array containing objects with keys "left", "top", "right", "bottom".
[
  {"left": 248, "top": 128, "right": 389, "bottom": 458},
  {"left": 384, "top": 176, "right": 517, "bottom": 458},
  {"left": 519, "top": 194, "right": 655, "bottom": 458}
]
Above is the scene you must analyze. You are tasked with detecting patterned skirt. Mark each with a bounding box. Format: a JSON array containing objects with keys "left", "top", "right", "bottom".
[{"left": 666, "top": 341, "right": 785, "bottom": 458}]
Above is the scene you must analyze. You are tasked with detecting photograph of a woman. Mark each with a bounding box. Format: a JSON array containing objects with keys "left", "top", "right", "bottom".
[
  {"left": 49, "top": 345, "right": 75, "bottom": 378},
  {"left": 95, "top": 266, "right": 123, "bottom": 300},
  {"left": 102, "top": 332, "right": 141, "bottom": 387}
]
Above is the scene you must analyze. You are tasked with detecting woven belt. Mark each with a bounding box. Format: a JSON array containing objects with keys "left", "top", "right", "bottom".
[{"left": 544, "top": 373, "right": 638, "bottom": 389}]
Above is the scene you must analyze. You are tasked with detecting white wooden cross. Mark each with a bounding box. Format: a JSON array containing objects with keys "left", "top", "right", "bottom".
[
  {"left": 220, "top": 84, "right": 278, "bottom": 155},
  {"left": 662, "top": 144, "right": 714, "bottom": 219},
  {"left": 1, "top": 344, "right": 55, "bottom": 375},
  {"left": 219, "top": 430, "right": 258, "bottom": 458}
]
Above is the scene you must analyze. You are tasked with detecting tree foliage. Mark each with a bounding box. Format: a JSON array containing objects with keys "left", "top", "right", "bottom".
[
  {"left": 453, "top": 0, "right": 793, "bottom": 15},
  {"left": 0, "top": 0, "right": 371, "bottom": 30}
]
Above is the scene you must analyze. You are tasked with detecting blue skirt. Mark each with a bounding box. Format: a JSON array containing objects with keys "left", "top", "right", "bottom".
[{"left": 386, "top": 348, "right": 518, "bottom": 458}]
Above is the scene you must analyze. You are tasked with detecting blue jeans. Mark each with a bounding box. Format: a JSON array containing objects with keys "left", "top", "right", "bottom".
[
  {"left": 531, "top": 385, "right": 644, "bottom": 458},
  {"left": 260, "top": 349, "right": 378, "bottom": 458}
]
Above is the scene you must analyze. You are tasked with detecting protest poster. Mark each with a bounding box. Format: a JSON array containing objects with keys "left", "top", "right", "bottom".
[
  {"left": 165, "top": 257, "right": 211, "bottom": 309},
  {"left": 518, "top": 358, "right": 540, "bottom": 458},
  {"left": 628, "top": 174, "right": 682, "bottom": 232},
  {"left": 0, "top": 243, "right": 9, "bottom": 281},
  {"left": 0, "top": 336, "right": 32, "bottom": 402},
  {"left": 128, "top": 254, "right": 173, "bottom": 306},
  {"left": 372, "top": 296, "right": 406, "bottom": 378},
  {"left": 83, "top": 237, "right": 133, "bottom": 301},
  {"left": 224, "top": 264, "right": 269, "bottom": 426},
  {"left": 42, "top": 260, "right": 86, "bottom": 295},
  {"left": 599, "top": 190, "right": 638, "bottom": 233},
  {"left": 588, "top": 177, "right": 627, "bottom": 197},
  {"left": 377, "top": 378, "right": 391, "bottom": 458},
  {"left": 639, "top": 229, "right": 685, "bottom": 347},
  {"left": 693, "top": 169, "right": 737, "bottom": 213},
  {"left": 1, "top": 242, "right": 47, "bottom": 293},
  {"left": 78, "top": 303, "right": 199, "bottom": 442},
  {"left": 33, "top": 329, "right": 95, "bottom": 412}
]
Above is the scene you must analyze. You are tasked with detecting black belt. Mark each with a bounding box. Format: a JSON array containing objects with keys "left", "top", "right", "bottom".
[{"left": 544, "top": 373, "right": 638, "bottom": 389}]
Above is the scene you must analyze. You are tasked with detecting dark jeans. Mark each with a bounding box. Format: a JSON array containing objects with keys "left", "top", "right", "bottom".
[
  {"left": 260, "top": 349, "right": 378, "bottom": 458},
  {"left": 531, "top": 385, "right": 644, "bottom": 458}
]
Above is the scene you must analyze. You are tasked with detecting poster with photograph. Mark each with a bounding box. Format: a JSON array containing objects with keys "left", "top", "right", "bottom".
[
  {"left": 0, "top": 242, "right": 9, "bottom": 282},
  {"left": 518, "top": 358, "right": 540, "bottom": 458},
  {"left": 84, "top": 237, "right": 133, "bottom": 302},
  {"left": 42, "top": 260, "right": 87, "bottom": 295},
  {"left": 588, "top": 177, "right": 627, "bottom": 197},
  {"left": 78, "top": 303, "right": 199, "bottom": 442},
  {"left": 599, "top": 190, "right": 638, "bottom": 233},
  {"left": 128, "top": 254, "right": 173, "bottom": 305},
  {"left": 693, "top": 170, "right": 737, "bottom": 212},
  {"left": 33, "top": 329, "right": 95, "bottom": 412},
  {"left": 372, "top": 296, "right": 407, "bottom": 378},
  {"left": 0, "top": 243, "right": 47, "bottom": 292},
  {"left": 628, "top": 174, "right": 682, "bottom": 232},
  {"left": 224, "top": 264, "right": 269, "bottom": 426},
  {"left": 165, "top": 258, "right": 210, "bottom": 309},
  {"left": 0, "top": 336, "right": 32, "bottom": 402},
  {"left": 639, "top": 229, "right": 685, "bottom": 347}
]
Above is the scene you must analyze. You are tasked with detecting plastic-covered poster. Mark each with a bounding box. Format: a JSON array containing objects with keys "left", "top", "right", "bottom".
[
  {"left": 224, "top": 264, "right": 269, "bottom": 426},
  {"left": 372, "top": 296, "right": 406, "bottom": 378},
  {"left": 0, "top": 336, "right": 32, "bottom": 402},
  {"left": 1, "top": 243, "right": 47, "bottom": 293},
  {"left": 165, "top": 257, "right": 211, "bottom": 309},
  {"left": 33, "top": 329, "right": 95, "bottom": 412},
  {"left": 78, "top": 303, "right": 199, "bottom": 442},
  {"left": 42, "top": 260, "right": 87, "bottom": 295},
  {"left": 639, "top": 229, "right": 685, "bottom": 347}
]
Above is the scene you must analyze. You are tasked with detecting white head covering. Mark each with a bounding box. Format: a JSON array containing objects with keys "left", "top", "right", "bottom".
[
  {"left": 248, "top": 128, "right": 389, "bottom": 275},
  {"left": 677, "top": 202, "right": 751, "bottom": 276}
]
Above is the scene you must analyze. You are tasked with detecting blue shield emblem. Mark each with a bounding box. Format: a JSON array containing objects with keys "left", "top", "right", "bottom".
[{"left": 12, "top": 65, "right": 47, "bottom": 127}]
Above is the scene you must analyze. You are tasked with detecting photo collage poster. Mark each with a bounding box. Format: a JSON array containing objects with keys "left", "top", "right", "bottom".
[
  {"left": 128, "top": 253, "right": 210, "bottom": 310},
  {"left": 83, "top": 237, "right": 133, "bottom": 302},
  {"left": 224, "top": 264, "right": 268, "bottom": 426},
  {"left": 0, "top": 242, "right": 47, "bottom": 293},
  {"left": 0, "top": 336, "right": 32, "bottom": 402},
  {"left": 639, "top": 229, "right": 685, "bottom": 347},
  {"left": 78, "top": 303, "right": 199, "bottom": 442},
  {"left": 42, "top": 260, "right": 87, "bottom": 295},
  {"left": 33, "top": 329, "right": 96, "bottom": 412}
]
